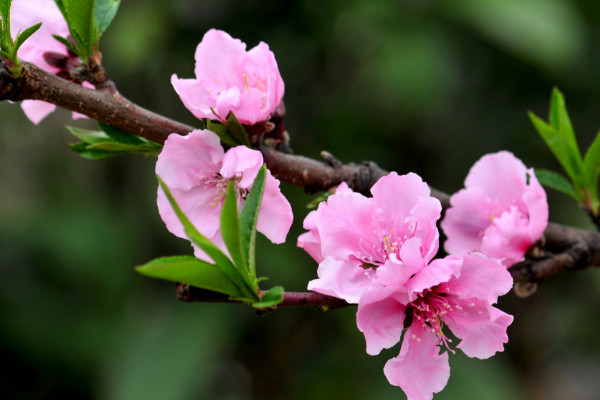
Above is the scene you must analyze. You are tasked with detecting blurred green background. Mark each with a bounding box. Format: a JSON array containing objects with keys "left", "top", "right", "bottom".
[{"left": 2, "top": 0, "right": 600, "bottom": 399}]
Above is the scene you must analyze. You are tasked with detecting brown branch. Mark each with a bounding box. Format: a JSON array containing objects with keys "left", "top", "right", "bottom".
[{"left": 3, "top": 62, "right": 600, "bottom": 300}]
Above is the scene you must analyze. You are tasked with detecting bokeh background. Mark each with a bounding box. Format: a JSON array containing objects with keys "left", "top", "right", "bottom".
[{"left": 2, "top": 0, "right": 600, "bottom": 399}]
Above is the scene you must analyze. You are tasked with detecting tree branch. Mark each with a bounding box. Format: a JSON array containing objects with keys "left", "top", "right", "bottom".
[{"left": 3, "top": 62, "right": 600, "bottom": 303}]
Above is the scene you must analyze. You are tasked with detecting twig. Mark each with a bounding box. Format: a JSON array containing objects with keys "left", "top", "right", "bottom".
[{"left": 2, "top": 61, "right": 599, "bottom": 295}]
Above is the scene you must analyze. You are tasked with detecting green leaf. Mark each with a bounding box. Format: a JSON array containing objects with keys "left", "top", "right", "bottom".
[
  {"left": 252, "top": 286, "right": 284, "bottom": 309},
  {"left": 583, "top": 130, "right": 600, "bottom": 211},
  {"left": 239, "top": 165, "right": 266, "bottom": 279},
  {"left": 157, "top": 177, "right": 257, "bottom": 300},
  {"left": 205, "top": 120, "right": 239, "bottom": 147},
  {"left": 52, "top": 34, "right": 78, "bottom": 53},
  {"left": 98, "top": 121, "right": 145, "bottom": 145},
  {"left": 220, "top": 182, "right": 250, "bottom": 281},
  {"left": 226, "top": 112, "right": 251, "bottom": 147},
  {"left": 534, "top": 169, "right": 581, "bottom": 200},
  {"left": 94, "top": 0, "right": 120, "bottom": 38},
  {"left": 62, "top": 0, "right": 96, "bottom": 58},
  {"left": 68, "top": 142, "right": 117, "bottom": 159},
  {"left": 136, "top": 255, "right": 244, "bottom": 298},
  {"left": 13, "top": 22, "right": 42, "bottom": 54},
  {"left": 306, "top": 191, "right": 332, "bottom": 209},
  {"left": 528, "top": 111, "right": 586, "bottom": 190},
  {"left": 549, "top": 88, "right": 582, "bottom": 160},
  {"left": 66, "top": 126, "right": 108, "bottom": 144}
]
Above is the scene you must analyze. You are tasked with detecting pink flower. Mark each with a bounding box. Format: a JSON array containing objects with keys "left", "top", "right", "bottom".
[
  {"left": 11, "top": 0, "right": 90, "bottom": 124},
  {"left": 441, "top": 151, "right": 548, "bottom": 266},
  {"left": 171, "top": 29, "right": 284, "bottom": 125},
  {"left": 298, "top": 172, "right": 441, "bottom": 303},
  {"left": 156, "top": 129, "right": 293, "bottom": 259},
  {"left": 356, "top": 253, "right": 513, "bottom": 400}
]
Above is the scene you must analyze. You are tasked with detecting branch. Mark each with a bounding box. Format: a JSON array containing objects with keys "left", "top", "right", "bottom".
[{"left": 3, "top": 62, "right": 600, "bottom": 297}]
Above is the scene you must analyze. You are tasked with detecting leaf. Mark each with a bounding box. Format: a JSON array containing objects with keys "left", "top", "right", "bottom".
[
  {"left": 13, "top": 23, "right": 42, "bottom": 54},
  {"left": 239, "top": 165, "right": 266, "bottom": 278},
  {"left": 306, "top": 191, "right": 332, "bottom": 209},
  {"left": 62, "top": 0, "right": 96, "bottom": 58},
  {"left": 220, "top": 182, "right": 250, "bottom": 281},
  {"left": 252, "top": 286, "right": 284, "bottom": 309},
  {"left": 52, "top": 34, "right": 78, "bottom": 53},
  {"left": 157, "top": 177, "right": 257, "bottom": 300},
  {"left": 66, "top": 126, "right": 109, "bottom": 144},
  {"left": 94, "top": 0, "right": 120, "bottom": 38},
  {"left": 226, "top": 111, "right": 251, "bottom": 147},
  {"left": 68, "top": 142, "right": 117, "bottom": 159},
  {"left": 136, "top": 256, "right": 244, "bottom": 298},
  {"left": 534, "top": 169, "right": 581, "bottom": 200},
  {"left": 549, "top": 88, "right": 582, "bottom": 161},
  {"left": 98, "top": 121, "right": 145, "bottom": 145},
  {"left": 583, "top": 130, "right": 600, "bottom": 211},
  {"left": 205, "top": 120, "right": 239, "bottom": 147},
  {"left": 528, "top": 111, "right": 586, "bottom": 190}
]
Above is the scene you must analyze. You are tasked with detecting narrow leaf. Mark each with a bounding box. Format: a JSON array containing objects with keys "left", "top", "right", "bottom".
[
  {"left": 583, "top": 130, "right": 600, "bottom": 210},
  {"left": 206, "top": 120, "right": 239, "bottom": 147},
  {"left": 535, "top": 169, "right": 581, "bottom": 200},
  {"left": 68, "top": 142, "right": 117, "bottom": 159},
  {"left": 220, "top": 182, "right": 250, "bottom": 281},
  {"left": 157, "top": 177, "right": 256, "bottom": 300},
  {"left": 52, "top": 34, "right": 78, "bottom": 53},
  {"left": 239, "top": 165, "right": 266, "bottom": 278},
  {"left": 63, "top": 0, "right": 95, "bottom": 58},
  {"left": 94, "top": 0, "right": 120, "bottom": 38},
  {"left": 136, "top": 255, "right": 244, "bottom": 298},
  {"left": 66, "top": 125, "right": 109, "bottom": 144},
  {"left": 98, "top": 121, "right": 145, "bottom": 145},
  {"left": 226, "top": 111, "right": 251, "bottom": 147},
  {"left": 252, "top": 286, "right": 284, "bottom": 309},
  {"left": 549, "top": 88, "right": 580, "bottom": 157},
  {"left": 529, "top": 111, "right": 586, "bottom": 189},
  {"left": 13, "top": 23, "right": 42, "bottom": 53}
]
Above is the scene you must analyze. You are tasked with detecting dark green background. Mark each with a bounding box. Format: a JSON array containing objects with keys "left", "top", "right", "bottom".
[{"left": 1, "top": 0, "right": 600, "bottom": 399}]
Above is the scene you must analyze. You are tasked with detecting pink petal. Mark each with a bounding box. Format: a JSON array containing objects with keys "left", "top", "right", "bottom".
[
  {"left": 171, "top": 76, "right": 216, "bottom": 120},
  {"left": 255, "top": 170, "right": 293, "bottom": 243},
  {"left": 445, "top": 253, "right": 513, "bottom": 304},
  {"left": 307, "top": 257, "right": 373, "bottom": 303},
  {"left": 481, "top": 206, "right": 532, "bottom": 266},
  {"left": 315, "top": 189, "right": 378, "bottom": 262},
  {"left": 523, "top": 168, "right": 549, "bottom": 241},
  {"left": 371, "top": 172, "right": 431, "bottom": 217},
  {"left": 20, "top": 100, "right": 56, "bottom": 124},
  {"left": 375, "top": 251, "right": 422, "bottom": 289},
  {"left": 193, "top": 29, "right": 247, "bottom": 89},
  {"left": 444, "top": 299, "right": 513, "bottom": 359},
  {"left": 407, "top": 196, "right": 442, "bottom": 262},
  {"left": 406, "top": 256, "right": 462, "bottom": 301},
  {"left": 442, "top": 187, "right": 503, "bottom": 255},
  {"left": 384, "top": 323, "right": 450, "bottom": 400},
  {"left": 464, "top": 151, "right": 529, "bottom": 207},
  {"left": 220, "top": 146, "right": 263, "bottom": 188},
  {"left": 156, "top": 130, "right": 224, "bottom": 191},
  {"left": 157, "top": 185, "right": 221, "bottom": 240},
  {"left": 297, "top": 210, "right": 324, "bottom": 263},
  {"left": 357, "top": 285, "right": 406, "bottom": 355}
]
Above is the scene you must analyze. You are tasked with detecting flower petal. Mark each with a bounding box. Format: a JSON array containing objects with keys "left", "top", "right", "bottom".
[
  {"left": 307, "top": 257, "right": 372, "bottom": 303},
  {"left": 156, "top": 130, "right": 224, "bottom": 191},
  {"left": 445, "top": 252, "right": 513, "bottom": 304},
  {"left": 406, "top": 256, "right": 462, "bottom": 301},
  {"left": 384, "top": 323, "right": 450, "bottom": 400},
  {"left": 444, "top": 299, "right": 513, "bottom": 359},
  {"left": 220, "top": 146, "right": 263, "bottom": 188},
  {"left": 20, "top": 100, "right": 56, "bottom": 125},
  {"left": 357, "top": 285, "right": 406, "bottom": 355},
  {"left": 255, "top": 170, "right": 293, "bottom": 243}
]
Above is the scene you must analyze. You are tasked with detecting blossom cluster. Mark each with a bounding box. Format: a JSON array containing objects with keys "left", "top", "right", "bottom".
[{"left": 298, "top": 153, "right": 547, "bottom": 399}]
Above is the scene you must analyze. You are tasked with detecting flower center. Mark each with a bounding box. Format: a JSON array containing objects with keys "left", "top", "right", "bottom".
[
  {"left": 410, "top": 288, "right": 460, "bottom": 353},
  {"left": 203, "top": 173, "right": 249, "bottom": 208},
  {"left": 356, "top": 219, "right": 417, "bottom": 269}
]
